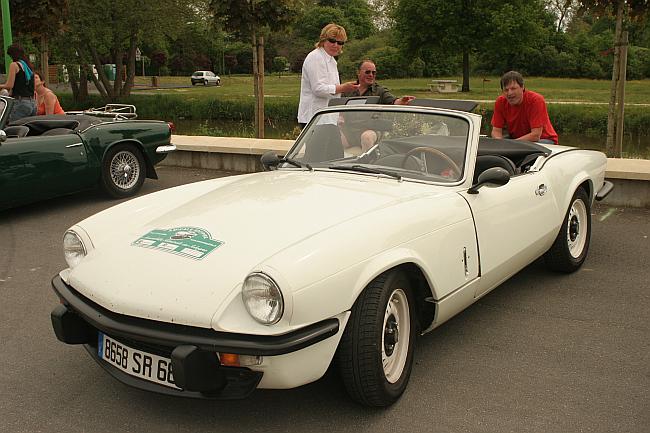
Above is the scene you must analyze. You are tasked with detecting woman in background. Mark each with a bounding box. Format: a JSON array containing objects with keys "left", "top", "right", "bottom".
[
  {"left": 0, "top": 43, "right": 37, "bottom": 121},
  {"left": 34, "top": 71, "right": 65, "bottom": 115}
]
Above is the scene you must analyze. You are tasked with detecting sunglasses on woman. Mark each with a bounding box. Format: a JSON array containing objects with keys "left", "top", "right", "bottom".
[{"left": 326, "top": 38, "right": 345, "bottom": 46}]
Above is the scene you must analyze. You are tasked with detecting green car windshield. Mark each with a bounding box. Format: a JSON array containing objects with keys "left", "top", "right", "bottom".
[{"left": 286, "top": 108, "right": 470, "bottom": 182}]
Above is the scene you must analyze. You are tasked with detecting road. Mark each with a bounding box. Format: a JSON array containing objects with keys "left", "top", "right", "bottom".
[{"left": 1, "top": 166, "right": 648, "bottom": 433}]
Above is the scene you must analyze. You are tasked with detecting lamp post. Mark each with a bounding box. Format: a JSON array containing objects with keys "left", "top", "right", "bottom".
[{"left": 1, "top": 0, "right": 13, "bottom": 73}]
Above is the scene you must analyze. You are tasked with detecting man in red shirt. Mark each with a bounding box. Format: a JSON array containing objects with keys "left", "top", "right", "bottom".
[{"left": 491, "top": 71, "right": 558, "bottom": 144}]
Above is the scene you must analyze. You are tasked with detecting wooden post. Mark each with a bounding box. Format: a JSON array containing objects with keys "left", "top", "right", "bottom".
[
  {"left": 40, "top": 35, "right": 49, "bottom": 87},
  {"left": 614, "top": 31, "right": 628, "bottom": 158},
  {"left": 251, "top": 32, "right": 260, "bottom": 138},
  {"left": 256, "top": 35, "right": 265, "bottom": 139},
  {"left": 606, "top": 0, "right": 625, "bottom": 156}
]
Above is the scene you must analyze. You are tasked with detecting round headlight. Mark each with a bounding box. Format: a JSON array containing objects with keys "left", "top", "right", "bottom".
[
  {"left": 242, "top": 273, "right": 284, "bottom": 325},
  {"left": 63, "top": 231, "right": 87, "bottom": 268}
]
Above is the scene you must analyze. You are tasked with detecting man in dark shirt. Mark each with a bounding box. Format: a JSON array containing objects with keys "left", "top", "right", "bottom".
[
  {"left": 341, "top": 60, "right": 414, "bottom": 152},
  {"left": 343, "top": 60, "right": 414, "bottom": 105}
]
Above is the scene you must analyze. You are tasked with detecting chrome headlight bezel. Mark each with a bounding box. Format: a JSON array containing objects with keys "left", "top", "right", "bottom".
[
  {"left": 241, "top": 272, "right": 284, "bottom": 325},
  {"left": 63, "top": 230, "right": 87, "bottom": 269}
]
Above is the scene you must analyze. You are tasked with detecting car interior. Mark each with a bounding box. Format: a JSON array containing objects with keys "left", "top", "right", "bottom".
[{"left": 3, "top": 115, "right": 103, "bottom": 138}]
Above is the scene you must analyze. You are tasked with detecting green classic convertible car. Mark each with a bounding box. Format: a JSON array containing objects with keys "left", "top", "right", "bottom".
[{"left": 0, "top": 96, "right": 175, "bottom": 210}]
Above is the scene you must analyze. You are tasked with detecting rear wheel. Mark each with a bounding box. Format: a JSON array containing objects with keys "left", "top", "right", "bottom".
[
  {"left": 101, "top": 143, "right": 146, "bottom": 198},
  {"left": 337, "top": 270, "right": 417, "bottom": 407},
  {"left": 203, "top": 79, "right": 208, "bottom": 86},
  {"left": 544, "top": 187, "right": 591, "bottom": 272}
]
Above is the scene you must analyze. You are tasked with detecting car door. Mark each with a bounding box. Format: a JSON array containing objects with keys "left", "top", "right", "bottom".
[
  {"left": 460, "top": 171, "right": 561, "bottom": 297},
  {"left": 0, "top": 133, "right": 93, "bottom": 207}
]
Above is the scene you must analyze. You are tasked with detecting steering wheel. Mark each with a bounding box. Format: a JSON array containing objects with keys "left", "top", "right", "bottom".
[{"left": 404, "top": 147, "right": 462, "bottom": 178}]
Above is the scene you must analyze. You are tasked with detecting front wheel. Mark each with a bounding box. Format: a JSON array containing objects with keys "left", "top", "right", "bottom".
[
  {"left": 216, "top": 79, "right": 221, "bottom": 86},
  {"left": 337, "top": 270, "right": 417, "bottom": 407},
  {"left": 544, "top": 187, "right": 591, "bottom": 272},
  {"left": 101, "top": 144, "right": 146, "bottom": 198}
]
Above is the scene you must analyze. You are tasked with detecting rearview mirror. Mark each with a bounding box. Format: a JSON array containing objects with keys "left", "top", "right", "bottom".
[
  {"left": 467, "top": 167, "right": 511, "bottom": 194},
  {"left": 260, "top": 151, "right": 280, "bottom": 171}
]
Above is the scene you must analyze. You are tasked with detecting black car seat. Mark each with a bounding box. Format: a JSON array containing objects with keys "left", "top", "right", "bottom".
[
  {"left": 303, "top": 124, "right": 344, "bottom": 163},
  {"left": 41, "top": 128, "right": 75, "bottom": 136},
  {"left": 473, "top": 155, "right": 516, "bottom": 183},
  {"left": 3, "top": 125, "right": 30, "bottom": 138}
]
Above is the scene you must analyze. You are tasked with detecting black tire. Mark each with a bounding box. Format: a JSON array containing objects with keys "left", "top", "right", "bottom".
[
  {"left": 203, "top": 79, "right": 208, "bottom": 86},
  {"left": 191, "top": 81, "right": 196, "bottom": 86},
  {"left": 544, "top": 187, "right": 591, "bottom": 272},
  {"left": 216, "top": 79, "right": 221, "bottom": 86},
  {"left": 336, "top": 270, "right": 417, "bottom": 407},
  {"left": 100, "top": 143, "right": 146, "bottom": 198}
]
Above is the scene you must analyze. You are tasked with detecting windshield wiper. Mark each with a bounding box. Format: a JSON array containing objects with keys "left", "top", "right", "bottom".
[
  {"left": 281, "top": 157, "right": 313, "bottom": 171},
  {"left": 329, "top": 164, "right": 402, "bottom": 181}
]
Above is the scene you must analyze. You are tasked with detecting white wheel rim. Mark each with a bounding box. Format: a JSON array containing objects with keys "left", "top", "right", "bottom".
[
  {"left": 567, "top": 198, "right": 588, "bottom": 258},
  {"left": 381, "top": 288, "right": 410, "bottom": 383},
  {"left": 110, "top": 150, "right": 140, "bottom": 190}
]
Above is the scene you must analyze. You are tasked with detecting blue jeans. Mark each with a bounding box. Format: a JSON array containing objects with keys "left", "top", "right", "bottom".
[{"left": 9, "top": 98, "right": 37, "bottom": 123}]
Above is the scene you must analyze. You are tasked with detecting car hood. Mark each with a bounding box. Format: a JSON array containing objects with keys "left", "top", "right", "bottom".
[{"left": 68, "top": 170, "right": 454, "bottom": 328}]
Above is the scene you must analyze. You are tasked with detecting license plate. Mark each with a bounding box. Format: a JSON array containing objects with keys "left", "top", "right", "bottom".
[{"left": 98, "top": 332, "right": 179, "bottom": 389}]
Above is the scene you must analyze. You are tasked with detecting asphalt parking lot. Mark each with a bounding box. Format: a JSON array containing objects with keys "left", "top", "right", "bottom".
[{"left": 1, "top": 166, "right": 648, "bottom": 433}]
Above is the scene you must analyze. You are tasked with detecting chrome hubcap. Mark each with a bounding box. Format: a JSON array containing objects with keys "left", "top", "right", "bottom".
[
  {"left": 381, "top": 288, "right": 410, "bottom": 383},
  {"left": 110, "top": 150, "right": 140, "bottom": 190}
]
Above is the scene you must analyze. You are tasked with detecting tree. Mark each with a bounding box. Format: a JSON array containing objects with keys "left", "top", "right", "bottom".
[
  {"left": 209, "top": 0, "right": 304, "bottom": 138},
  {"left": 395, "top": 0, "right": 548, "bottom": 92},
  {"left": 273, "top": 56, "right": 289, "bottom": 76},
  {"left": 54, "top": 0, "right": 190, "bottom": 102},
  {"left": 546, "top": 0, "right": 580, "bottom": 32},
  {"left": 578, "top": 0, "right": 649, "bottom": 156},
  {"left": 8, "top": 0, "right": 69, "bottom": 86}
]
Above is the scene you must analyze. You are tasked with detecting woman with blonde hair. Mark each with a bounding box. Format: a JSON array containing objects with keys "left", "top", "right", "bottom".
[
  {"left": 297, "top": 23, "right": 359, "bottom": 127},
  {"left": 34, "top": 71, "right": 65, "bottom": 115}
]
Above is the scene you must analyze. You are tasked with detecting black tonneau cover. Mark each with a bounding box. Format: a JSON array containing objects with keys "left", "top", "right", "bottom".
[
  {"left": 478, "top": 137, "right": 551, "bottom": 159},
  {"left": 9, "top": 114, "right": 103, "bottom": 133}
]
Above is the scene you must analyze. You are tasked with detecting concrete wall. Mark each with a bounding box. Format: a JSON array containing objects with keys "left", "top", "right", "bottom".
[{"left": 162, "top": 135, "right": 650, "bottom": 208}]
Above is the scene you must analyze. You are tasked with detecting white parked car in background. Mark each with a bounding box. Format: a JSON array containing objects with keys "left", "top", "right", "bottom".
[
  {"left": 50, "top": 99, "right": 613, "bottom": 406},
  {"left": 190, "top": 70, "right": 220, "bottom": 86}
]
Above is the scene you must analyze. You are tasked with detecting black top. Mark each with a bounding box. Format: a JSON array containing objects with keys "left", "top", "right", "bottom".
[{"left": 11, "top": 61, "right": 34, "bottom": 97}]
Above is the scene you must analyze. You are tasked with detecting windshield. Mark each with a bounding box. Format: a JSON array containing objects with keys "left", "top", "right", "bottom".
[{"left": 286, "top": 108, "right": 470, "bottom": 182}]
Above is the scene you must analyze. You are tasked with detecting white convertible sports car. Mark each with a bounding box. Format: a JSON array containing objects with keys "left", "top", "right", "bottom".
[{"left": 51, "top": 99, "right": 613, "bottom": 406}]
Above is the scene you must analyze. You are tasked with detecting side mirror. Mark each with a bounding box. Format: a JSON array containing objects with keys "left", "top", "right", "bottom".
[
  {"left": 467, "top": 167, "right": 511, "bottom": 194},
  {"left": 260, "top": 151, "right": 280, "bottom": 171},
  {"left": 0, "top": 130, "right": 6, "bottom": 143}
]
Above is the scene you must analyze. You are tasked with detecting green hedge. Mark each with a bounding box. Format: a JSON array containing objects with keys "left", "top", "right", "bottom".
[
  {"left": 478, "top": 103, "right": 649, "bottom": 138},
  {"left": 59, "top": 94, "right": 299, "bottom": 123},
  {"left": 59, "top": 93, "right": 649, "bottom": 138}
]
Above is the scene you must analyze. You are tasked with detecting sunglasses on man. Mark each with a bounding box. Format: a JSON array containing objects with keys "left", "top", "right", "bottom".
[{"left": 326, "top": 38, "right": 345, "bottom": 46}]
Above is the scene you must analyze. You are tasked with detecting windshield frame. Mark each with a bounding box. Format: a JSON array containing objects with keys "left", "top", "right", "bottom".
[{"left": 283, "top": 104, "right": 480, "bottom": 186}]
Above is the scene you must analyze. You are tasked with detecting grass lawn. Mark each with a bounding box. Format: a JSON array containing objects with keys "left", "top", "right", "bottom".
[{"left": 132, "top": 74, "right": 650, "bottom": 105}]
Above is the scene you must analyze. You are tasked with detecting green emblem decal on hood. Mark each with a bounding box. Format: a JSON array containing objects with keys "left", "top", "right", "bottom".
[{"left": 132, "top": 226, "right": 223, "bottom": 260}]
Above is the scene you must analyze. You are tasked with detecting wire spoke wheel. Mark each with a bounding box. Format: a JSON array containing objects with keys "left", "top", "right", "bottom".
[
  {"left": 110, "top": 150, "right": 141, "bottom": 190},
  {"left": 101, "top": 144, "right": 146, "bottom": 198}
]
